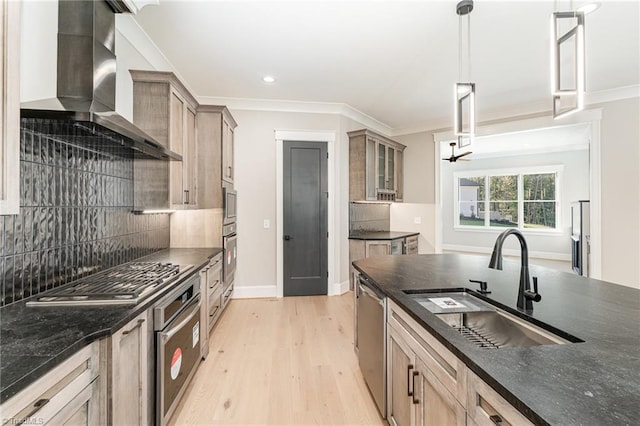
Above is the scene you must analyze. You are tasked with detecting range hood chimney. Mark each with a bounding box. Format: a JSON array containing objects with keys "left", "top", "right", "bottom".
[{"left": 20, "top": 0, "right": 181, "bottom": 161}]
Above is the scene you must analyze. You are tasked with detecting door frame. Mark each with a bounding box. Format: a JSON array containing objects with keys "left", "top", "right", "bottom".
[{"left": 275, "top": 130, "right": 337, "bottom": 297}]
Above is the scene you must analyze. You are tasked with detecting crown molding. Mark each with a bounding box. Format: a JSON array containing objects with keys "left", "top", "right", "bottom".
[{"left": 197, "top": 96, "right": 393, "bottom": 135}]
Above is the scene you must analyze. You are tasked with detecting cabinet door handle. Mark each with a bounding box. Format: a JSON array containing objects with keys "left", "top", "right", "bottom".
[
  {"left": 228, "top": 166, "right": 232, "bottom": 177},
  {"left": 489, "top": 415, "right": 504, "bottom": 425},
  {"left": 22, "top": 398, "right": 50, "bottom": 420},
  {"left": 122, "top": 318, "right": 145, "bottom": 335},
  {"left": 412, "top": 371, "right": 420, "bottom": 404},
  {"left": 407, "top": 364, "right": 414, "bottom": 396}
]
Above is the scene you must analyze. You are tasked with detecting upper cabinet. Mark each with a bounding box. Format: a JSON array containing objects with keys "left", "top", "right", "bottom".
[
  {"left": 196, "top": 105, "right": 237, "bottom": 208},
  {"left": 348, "top": 129, "right": 406, "bottom": 202},
  {"left": 221, "top": 113, "right": 236, "bottom": 185},
  {"left": 130, "top": 70, "right": 199, "bottom": 209},
  {"left": 0, "top": 0, "right": 21, "bottom": 215}
]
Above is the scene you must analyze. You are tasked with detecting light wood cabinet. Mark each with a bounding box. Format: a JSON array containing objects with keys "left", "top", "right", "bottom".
[
  {"left": 387, "top": 302, "right": 466, "bottom": 426},
  {"left": 348, "top": 129, "right": 406, "bottom": 202},
  {"left": 221, "top": 114, "right": 236, "bottom": 185},
  {"left": 196, "top": 105, "right": 237, "bottom": 208},
  {"left": 0, "top": 0, "right": 20, "bottom": 215},
  {"left": 110, "top": 309, "right": 150, "bottom": 426},
  {"left": 387, "top": 327, "right": 417, "bottom": 426},
  {"left": 467, "top": 370, "right": 533, "bottom": 426},
  {"left": 366, "top": 240, "right": 392, "bottom": 257},
  {"left": 0, "top": 343, "right": 105, "bottom": 425},
  {"left": 131, "top": 70, "right": 199, "bottom": 208}
]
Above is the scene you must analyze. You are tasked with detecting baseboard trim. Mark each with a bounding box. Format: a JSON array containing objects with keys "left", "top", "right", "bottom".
[
  {"left": 231, "top": 285, "right": 278, "bottom": 299},
  {"left": 332, "top": 280, "right": 350, "bottom": 296},
  {"left": 442, "top": 244, "right": 571, "bottom": 261}
]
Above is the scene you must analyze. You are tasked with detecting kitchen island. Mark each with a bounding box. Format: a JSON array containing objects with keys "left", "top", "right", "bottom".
[{"left": 353, "top": 253, "right": 640, "bottom": 425}]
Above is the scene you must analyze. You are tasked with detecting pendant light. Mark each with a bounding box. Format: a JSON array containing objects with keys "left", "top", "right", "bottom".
[
  {"left": 551, "top": 1, "right": 590, "bottom": 119},
  {"left": 454, "top": 0, "right": 475, "bottom": 148}
]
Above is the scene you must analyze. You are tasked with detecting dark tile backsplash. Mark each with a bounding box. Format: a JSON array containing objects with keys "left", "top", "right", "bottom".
[{"left": 0, "top": 118, "right": 170, "bottom": 306}]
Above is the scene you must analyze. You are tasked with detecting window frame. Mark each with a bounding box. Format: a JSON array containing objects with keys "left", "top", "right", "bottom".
[{"left": 453, "top": 165, "right": 564, "bottom": 233}]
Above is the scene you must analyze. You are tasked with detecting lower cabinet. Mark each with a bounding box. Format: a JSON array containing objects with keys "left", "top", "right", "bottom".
[
  {"left": 387, "top": 326, "right": 465, "bottom": 426},
  {"left": 385, "top": 299, "right": 533, "bottom": 426},
  {"left": 0, "top": 343, "right": 104, "bottom": 425},
  {"left": 110, "top": 309, "right": 150, "bottom": 426},
  {"left": 466, "top": 370, "right": 533, "bottom": 426},
  {"left": 366, "top": 240, "right": 392, "bottom": 257}
]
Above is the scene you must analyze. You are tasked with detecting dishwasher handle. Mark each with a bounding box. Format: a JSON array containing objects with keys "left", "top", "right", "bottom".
[{"left": 358, "top": 280, "right": 383, "bottom": 306}]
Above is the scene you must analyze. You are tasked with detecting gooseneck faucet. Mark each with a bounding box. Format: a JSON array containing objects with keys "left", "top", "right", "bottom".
[{"left": 488, "top": 229, "right": 541, "bottom": 311}]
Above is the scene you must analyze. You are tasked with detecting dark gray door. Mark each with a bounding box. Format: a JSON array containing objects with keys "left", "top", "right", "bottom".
[{"left": 283, "top": 141, "right": 328, "bottom": 296}]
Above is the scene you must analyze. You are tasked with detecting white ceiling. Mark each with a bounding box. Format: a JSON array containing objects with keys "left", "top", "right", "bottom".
[{"left": 134, "top": 1, "right": 640, "bottom": 133}]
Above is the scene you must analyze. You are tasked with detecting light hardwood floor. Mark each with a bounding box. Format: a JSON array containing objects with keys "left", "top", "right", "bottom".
[{"left": 168, "top": 293, "right": 384, "bottom": 426}]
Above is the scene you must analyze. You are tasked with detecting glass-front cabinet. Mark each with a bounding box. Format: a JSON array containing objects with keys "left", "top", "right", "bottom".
[{"left": 349, "top": 129, "right": 406, "bottom": 202}]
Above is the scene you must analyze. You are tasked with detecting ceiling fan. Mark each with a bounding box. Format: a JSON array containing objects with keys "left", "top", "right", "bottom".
[{"left": 442, "top": 142, "right": 472, "bottom": 162}]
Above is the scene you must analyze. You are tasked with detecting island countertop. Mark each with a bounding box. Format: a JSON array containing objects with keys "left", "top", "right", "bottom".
[
  {"left": 0, "top": 247, "right": 222, "bottom": 403},
  {"left": 353, "top": 253, "right": 640, "bottom": 425}
]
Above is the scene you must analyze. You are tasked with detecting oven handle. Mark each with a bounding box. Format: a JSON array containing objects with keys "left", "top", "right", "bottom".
[{"left": 161, "top": 295, "right": 201, "bottom": 341}]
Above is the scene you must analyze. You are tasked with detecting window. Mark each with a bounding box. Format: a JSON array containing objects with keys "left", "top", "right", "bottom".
[{"left": 455, "top": 167, "right": 561, "bottom": 231}]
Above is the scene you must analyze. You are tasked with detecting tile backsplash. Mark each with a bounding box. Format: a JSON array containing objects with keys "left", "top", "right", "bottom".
[
  {"left": 349, "top": 202, "right": 391, "bottom": 233},
  {"left": 0, "top": 118, "right": 169, "bottom": 306}
]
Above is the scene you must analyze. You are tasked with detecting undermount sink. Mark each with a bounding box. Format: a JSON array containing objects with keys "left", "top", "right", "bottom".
[{"left": 406, "top": 291, "right": 582, "bottom": 349}]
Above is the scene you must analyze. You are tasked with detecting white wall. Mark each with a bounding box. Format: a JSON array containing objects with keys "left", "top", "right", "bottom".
[
  {"left": 598, "top": 97, "right": 640, "bottom": 288},
  {"left": 390, "top": 203, "right": 436, "bottom": 253},
  {"left": 396, "top": 97, "right": 640, "bottom": 289},
  {"left": 440, "top": 149, "right": 590, "bottom": 259},
  {"left": 231, "top": 110, "right": 368, "bottom": 297}
]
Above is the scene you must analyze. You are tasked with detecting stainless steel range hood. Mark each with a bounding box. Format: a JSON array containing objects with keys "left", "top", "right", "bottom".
[{"left": 20, "top": 0, "right": 181, "bottom": 161}]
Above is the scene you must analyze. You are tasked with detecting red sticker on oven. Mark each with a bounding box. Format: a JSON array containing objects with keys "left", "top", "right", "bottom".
[{"left": 170, "top": 347, "right": 182, "bottom": 380}]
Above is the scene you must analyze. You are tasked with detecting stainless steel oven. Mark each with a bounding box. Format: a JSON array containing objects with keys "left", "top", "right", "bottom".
[
  {"left": 154, "top": 274, "right": 202, "bottom": 426},
  {"left": 222, "top": 222, "right": 236, "bottom": 310},
  {"left": 223, "top": 223, "right": 237, "bottom": 284},
  {"left": 223, "top": 185, "right": 237, "bottom": 225}
]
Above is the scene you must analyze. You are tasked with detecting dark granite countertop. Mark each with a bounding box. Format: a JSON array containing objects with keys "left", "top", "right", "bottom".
[
  {"left": 348, "top": 231, "right": 419, "bottom": 240},
  {"left": 0, "top": 247, "right": 222, "bottom": 403},
  {"left": 353, "top": 253, "right": 640, "bottom": 426}
]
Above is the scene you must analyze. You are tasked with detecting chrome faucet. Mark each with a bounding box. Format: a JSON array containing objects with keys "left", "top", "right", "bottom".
[{"left": 488, "top": 229, "right": 541, "bottom": 311}]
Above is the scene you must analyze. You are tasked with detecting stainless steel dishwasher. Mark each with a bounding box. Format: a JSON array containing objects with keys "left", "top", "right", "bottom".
[{"left": 356, "top": 275, "right": 386, "bottom": 417}]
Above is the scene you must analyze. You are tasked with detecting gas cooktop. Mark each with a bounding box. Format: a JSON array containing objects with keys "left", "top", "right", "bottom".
[{"left": 26, "top": 262, "right": 192, "bottom": 307}]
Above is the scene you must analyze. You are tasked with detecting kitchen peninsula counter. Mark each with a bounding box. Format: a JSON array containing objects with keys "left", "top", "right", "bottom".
[
  {"left": 0, "top": 248, "right": 222, "bottom": 403},
  {"left": 348, "top": 231, "right": 419, "bottom": 240},
  {"left": 353, "top": 253, "right": 640, "bottom": 425}
]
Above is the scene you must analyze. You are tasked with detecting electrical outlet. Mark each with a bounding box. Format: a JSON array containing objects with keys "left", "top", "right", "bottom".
[
  {"left": 263, "top": 219, "right": 270, "bottom": 229},
  {"left": 414, "top": 216, "right": 422, "bottom": 224}
]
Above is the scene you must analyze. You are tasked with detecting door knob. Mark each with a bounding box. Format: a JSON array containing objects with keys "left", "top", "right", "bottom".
[{"left": 284, "top": 235, "right": 293, "bottom": 241}]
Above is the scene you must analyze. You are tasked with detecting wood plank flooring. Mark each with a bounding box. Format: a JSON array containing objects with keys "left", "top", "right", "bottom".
[{"left": 168, "top": 293, "right": 384, "bottom": 425}]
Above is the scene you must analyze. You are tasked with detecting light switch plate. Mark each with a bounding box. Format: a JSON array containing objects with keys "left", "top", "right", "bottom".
[
  {"left": 414, "top": 217, "right": 422, "bottom": 224},
  {"left": 263, "top": 219, "right": 270, "bottom": 229}
]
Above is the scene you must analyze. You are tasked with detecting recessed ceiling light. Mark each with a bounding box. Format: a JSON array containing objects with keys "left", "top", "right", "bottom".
[
  {"left": 262, "top": 75, "right": 276, "bottom": 83},
  {"left": 577, "top": 2, "right": 601, "bottom": 14}
]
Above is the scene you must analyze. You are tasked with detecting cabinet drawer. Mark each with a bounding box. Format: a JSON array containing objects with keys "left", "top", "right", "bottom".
[
  {"left": 388, "top": 299, "right": 467, "bottom": 406},
  {"left": 404, "top": 236, "right": 418, "bottom": 255},
  {"left": 467, "top": 370, "right": 533, "bottom": 426},
  {"left": 1, "top": 344, "right": 100, "bottom": 424},
  {"left": 208, "top": 287, "right": 223, "bottom": 330}
]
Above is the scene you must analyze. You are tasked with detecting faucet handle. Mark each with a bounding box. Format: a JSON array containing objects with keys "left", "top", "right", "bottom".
[
  {"left": 469, "top": 279, "right": 491, "bottom": 294},
  {"left": 524, "top": 276, "right": 542, "bottom": 302}
]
